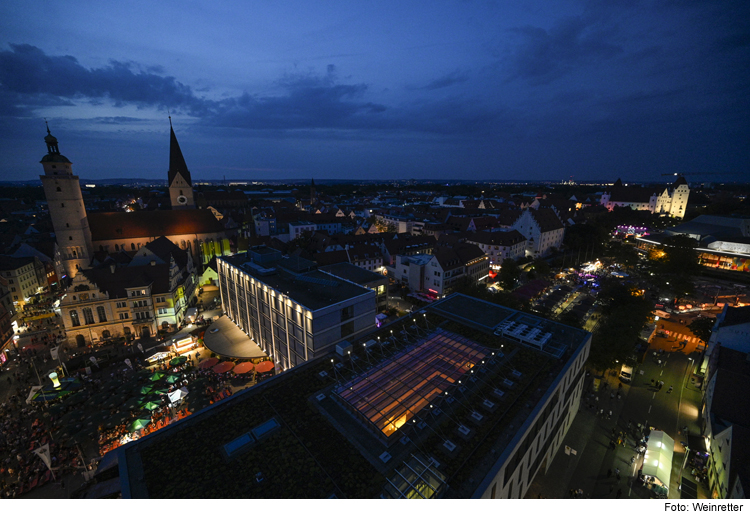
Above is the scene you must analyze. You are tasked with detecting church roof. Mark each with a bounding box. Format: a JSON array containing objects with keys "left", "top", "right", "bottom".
[
  {"left": 89, "top": 209, "right": 224, "bottom": 241},
  {"left": 168, "top": 125, "right": 191, "bottom": 186}
]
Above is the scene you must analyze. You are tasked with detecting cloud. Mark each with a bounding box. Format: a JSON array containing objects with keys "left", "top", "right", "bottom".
[
  {"left": 0, "top": 44, "right": 207, "bottom": 115},
  {"left": 0, "top": 45, "right": 498, "bottom": 137},
  {"left": 505, "top": 16, "right": 622, "bottom": 85},
  {"left": 420, "top": 70, "right": 470, "bottom": 90}
]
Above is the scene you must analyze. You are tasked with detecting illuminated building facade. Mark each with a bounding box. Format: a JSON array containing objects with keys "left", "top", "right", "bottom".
[{"left": 218, "top": 247, "right": 376, "bottom": 371}]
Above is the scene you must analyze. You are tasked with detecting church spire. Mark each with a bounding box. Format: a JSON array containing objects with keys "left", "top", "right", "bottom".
[{"left": 168, "top": 120, "right": 191, "bottom": 186}]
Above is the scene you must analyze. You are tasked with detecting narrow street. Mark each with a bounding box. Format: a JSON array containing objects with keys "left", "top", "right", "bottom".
[{"left": 527, "top": 347, "right": 705, "bottom": 499}]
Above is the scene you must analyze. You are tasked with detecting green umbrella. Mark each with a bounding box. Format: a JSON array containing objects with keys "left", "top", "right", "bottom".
[
  {"left": 165, "top": 374, "right": 181, "bottom": 384},
  {"left": 139, "top": 384, "right": 155, "bottom": 395},
  {"left": 150, "top": 371, "right": 166, "bottom": 382},
  {"left": 143, "top": 401, "right": 161, "bottom": 411},
  {"left": 170, "top": 356, "right": 188, "bottom": 366},
  {"left": 136, "top": 369, "right": 154, "bottom": 378},
  {"left": 129, "top": 418, "right": 151, "bottom": 432},
  {"left": 152, "top": 386, "right": 170, "bottom": 395}
]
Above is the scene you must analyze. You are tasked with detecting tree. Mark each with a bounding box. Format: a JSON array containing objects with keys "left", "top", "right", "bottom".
[
  {"left": 688, "top": 317, "right": 714, "bottom": 344},
  {"left": 530, "top": 258, "right": 551, "bottom": 277},
  {"left": 499, "top": 258, "right": 521, "bottom": 290},
  {"left": 667, "top": 275, "right": 695, "bottom": 305},
  {"left": 660, "top": 235, "right": 700, "bottom": 276},
  {"left": 606, "top": 242, "right": 640, "bottom": 269}
]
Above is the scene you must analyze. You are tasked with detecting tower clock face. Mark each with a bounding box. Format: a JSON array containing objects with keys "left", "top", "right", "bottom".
[{"left": 177, "top": 195, "right": 188, "bottom": 205}]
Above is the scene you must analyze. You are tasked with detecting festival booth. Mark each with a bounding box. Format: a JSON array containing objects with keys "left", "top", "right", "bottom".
[{"left": 641, "top": 430, "right": 674, "bottom": 496}]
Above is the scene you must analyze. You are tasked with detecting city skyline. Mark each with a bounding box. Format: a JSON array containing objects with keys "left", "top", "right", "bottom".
[{"left": 1, "top": 1, "right": 748, "bottom": 183}]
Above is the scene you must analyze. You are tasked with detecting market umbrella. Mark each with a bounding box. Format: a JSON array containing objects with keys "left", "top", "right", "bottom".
[
  {"left": 170, "top": 356, "right": 188, "bottom": 366},
  {"left": 149, "top": 371, "right": 166, "bottom": 382},
  {"left": 165, "top": 374, "right": 181, "bottom": 384},
  {"left": 255, "top": 361, "right": 275, "bottom": 374},
  {"left": 152, "top": 386, "right": 170, "bottom": 395},
  {"left": 142, "top": 401, "right": 161, "bottom": 411},
  {"left": 129, "top": 418, "right": 151, "bottom": 433},
  {"left": 212, "top": 361, "right": 235, "bottom": 374},
  {"left": 199, "top": 358, "right": 219, "bottom": 369},
  {"left": 233, "top": 362, "right": 255, "bottom": 374},
  {"left": 139, "top": 384, "right": 155, "bottom": 395}
]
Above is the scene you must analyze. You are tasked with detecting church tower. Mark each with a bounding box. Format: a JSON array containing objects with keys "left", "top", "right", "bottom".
[
  {"left": 168, "top": 119, "right": 195, "bottom": 210},
  {"left": 39, "top": 124, "right": 93, "bottom": 279}
]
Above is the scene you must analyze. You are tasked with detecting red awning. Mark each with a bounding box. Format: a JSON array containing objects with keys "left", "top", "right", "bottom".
[
  {"left": 198, "top": 358, "right": 219, "bottom": 369},
  {"left": 213, "top": 361, "right": 236, "bottom": 374},
  {"left": 232, "top": 362, "right": 255, "bottom": 374},
  {"left": 255, "top": 361, "right": 275, "bottom": 374}
]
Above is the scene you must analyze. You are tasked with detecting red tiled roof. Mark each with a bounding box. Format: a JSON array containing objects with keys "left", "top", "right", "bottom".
[{"left": 89, "top": 209, "right": 224, "bottom": 241}]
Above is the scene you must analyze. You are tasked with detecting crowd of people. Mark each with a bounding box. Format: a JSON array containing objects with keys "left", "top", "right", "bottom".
[{"left": 0, "top": 393, "right": 85, "bottom": 498}]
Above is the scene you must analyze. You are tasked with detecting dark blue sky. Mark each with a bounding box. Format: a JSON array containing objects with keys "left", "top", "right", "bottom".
[{"left": 1, "top": 1, "right": 748, "bottom": 183}]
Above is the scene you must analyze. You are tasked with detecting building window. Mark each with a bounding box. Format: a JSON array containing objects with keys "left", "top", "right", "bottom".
[
  {"left": 119, "top": 313, "right": 129, "bottom": 320},
  {"left": 61, "top": 203, "right": 64, "bottom": 208},
  {"left": 71, "top": 310, "right": 80, "bottom": 327},
  {"left": 97, "top": 306, "right": 107, "bottom": 323},
  {"left": 131, "top": 243, "right": 136, "bottom": 251},
  {"left": 82, "top": 308, "right": 95, "bottom": 325}
]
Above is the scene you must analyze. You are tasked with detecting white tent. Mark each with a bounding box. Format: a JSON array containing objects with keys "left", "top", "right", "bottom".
[
  {"left": 167, "top": 386, "right": 189, "bottom": 404},
  {"left": 642, "top": 430, "right": 674, "bottom": 488}
]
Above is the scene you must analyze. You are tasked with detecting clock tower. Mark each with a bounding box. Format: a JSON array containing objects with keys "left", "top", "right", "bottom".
[{"left": 168, "top": 119, "right": 195, "bottom": 210}]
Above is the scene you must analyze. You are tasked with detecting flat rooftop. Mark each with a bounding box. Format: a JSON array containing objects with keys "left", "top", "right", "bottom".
[
  {"left": 320, "top": 262, "right": 386, "bottom": 285},
  {"left": 221, "top": 254, "right": 373, "bottom": 312},
  {"left": 430, "top": 293, "right": 588, "bottom": 358},
  {"left": 117, "top": 293, "right": 591, "bottom": 498}
]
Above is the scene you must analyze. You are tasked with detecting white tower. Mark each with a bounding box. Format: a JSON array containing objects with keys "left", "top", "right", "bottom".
[
  {"left": 39, "top": 124, "right": 93, "bottom": 279},
  {"left": 668, "top": 176, "right": 690, "bottom": 219}
]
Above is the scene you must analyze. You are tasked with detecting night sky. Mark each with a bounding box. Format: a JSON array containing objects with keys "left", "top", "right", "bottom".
[{"left": 1, "top": 1, "right": 748, "bottom": 183}]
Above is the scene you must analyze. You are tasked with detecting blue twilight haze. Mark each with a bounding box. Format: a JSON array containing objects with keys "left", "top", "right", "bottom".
[{"left": 0, "top": 1, "right": 748, "bottom": 183}]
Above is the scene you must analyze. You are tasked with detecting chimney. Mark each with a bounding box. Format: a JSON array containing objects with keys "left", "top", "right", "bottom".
[{"left": 110, "top": 264, "right": 115, "bottom": 274}]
